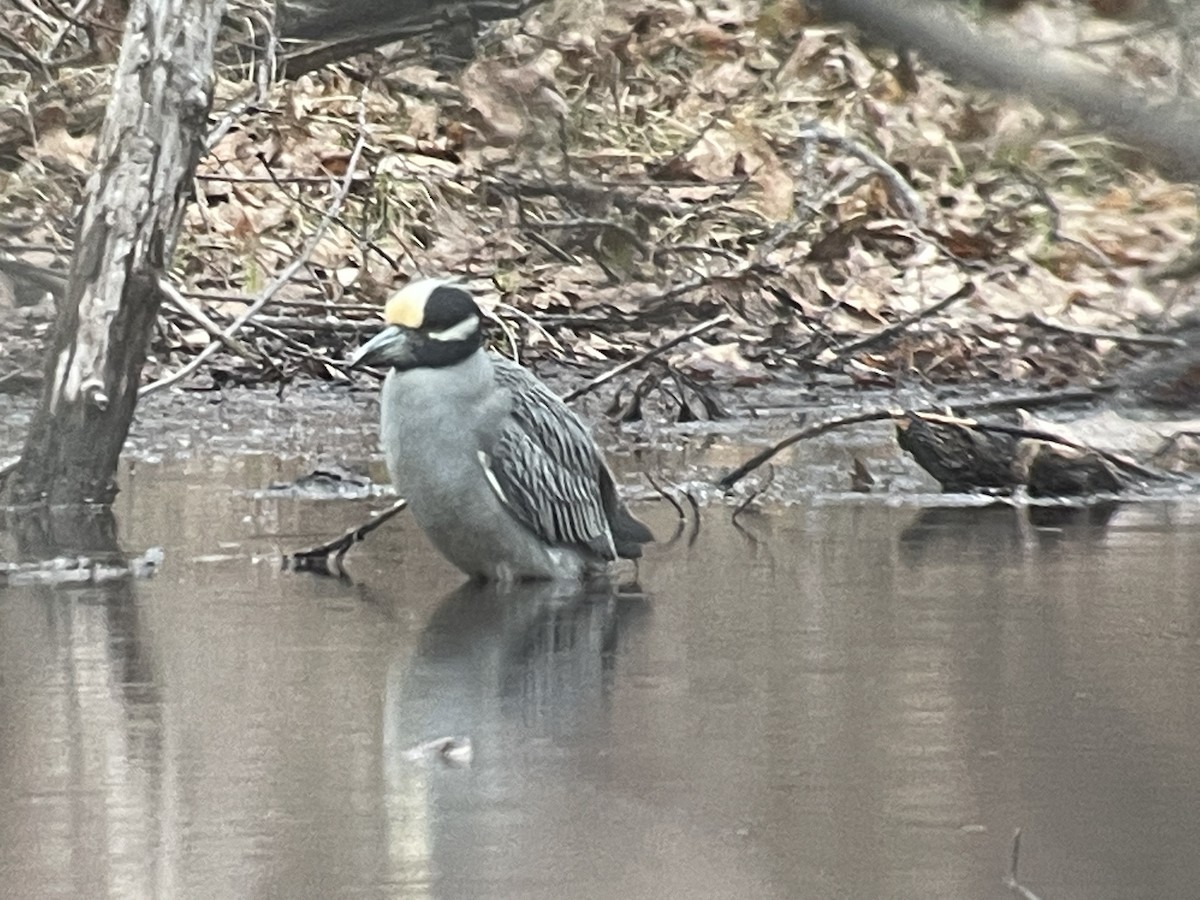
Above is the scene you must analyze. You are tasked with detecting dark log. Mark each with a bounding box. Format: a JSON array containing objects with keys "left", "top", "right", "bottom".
[
  {"left": 894, "top": 412, "right": 1021, "bottom": 493},
  {"left": 1025, "top": 445, "right": 1123, "bottom": 496},
  {"left": 2, "top": 0, "right": 225, "bottom": 508},
  {"left": 895, "top": 410, "right": 1141, "bottom": 495}
]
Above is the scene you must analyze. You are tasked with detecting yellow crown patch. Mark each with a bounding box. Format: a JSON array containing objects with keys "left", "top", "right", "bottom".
[{"left": 383, "top": 285, "right": 427, "bottom": 328}]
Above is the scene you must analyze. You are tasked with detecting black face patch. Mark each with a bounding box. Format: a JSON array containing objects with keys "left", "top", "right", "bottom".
[
  {"left": 389, "top": 284, "right": 484, "bottom": 371},
  {"left": 406, "top": 329, "right": 482, "bottom": 369},
  {"left": 422, "top": 285, "right": 480, "bottom": 332}
]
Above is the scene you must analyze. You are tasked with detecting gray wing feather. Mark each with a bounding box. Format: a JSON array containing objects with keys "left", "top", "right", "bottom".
[{"left": 483, "top": 357, "right": 618, "bottom": 559}]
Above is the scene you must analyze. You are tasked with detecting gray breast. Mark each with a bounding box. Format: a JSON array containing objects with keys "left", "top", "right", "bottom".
[{"left": 378, "top": 352, "right": 593, "bottom": 580}]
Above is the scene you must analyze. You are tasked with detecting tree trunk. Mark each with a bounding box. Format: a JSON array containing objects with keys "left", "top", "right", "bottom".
[{"left": 3, "top": 0, "right": 225, "bottom": 509}]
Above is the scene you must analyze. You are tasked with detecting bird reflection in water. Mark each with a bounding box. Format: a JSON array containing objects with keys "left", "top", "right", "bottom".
[{"left": 378, "top": 578, "right": 649, "bottom": 890}]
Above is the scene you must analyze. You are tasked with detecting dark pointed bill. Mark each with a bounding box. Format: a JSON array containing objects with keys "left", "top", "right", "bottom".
[{"left": 349, "top": 325, "right": 407, "bottom": 369}]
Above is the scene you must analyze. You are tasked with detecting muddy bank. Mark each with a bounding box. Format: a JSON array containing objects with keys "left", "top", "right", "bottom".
[{"left": 6, "top": 378, "right": 1199, "bottom": 514}]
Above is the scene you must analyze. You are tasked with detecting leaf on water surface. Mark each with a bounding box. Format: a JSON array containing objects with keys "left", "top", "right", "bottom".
[{"left": 402, "top": 737, "right": 474, "bottom": 767}]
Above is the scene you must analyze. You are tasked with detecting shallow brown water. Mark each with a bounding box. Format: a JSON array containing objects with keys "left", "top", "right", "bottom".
[{"left": 3, "top": 452, "right": 1200, "bottom": 900}]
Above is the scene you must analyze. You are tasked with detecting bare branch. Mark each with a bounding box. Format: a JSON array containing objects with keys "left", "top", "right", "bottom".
[
  {"left": 141, "top": 96, "right": 371, "bottom": 398},
  {"left": 560, "top": 313, "right": 731, "bottom": 404},
  {"left": 829, "top": 281, "right": 976, "bottom": 359},
  {"left": 797, "top": 121, "right": 926, "bottom": 224},
  {"left": 157, "top": 276, "right": 262, "bottom": 363}
]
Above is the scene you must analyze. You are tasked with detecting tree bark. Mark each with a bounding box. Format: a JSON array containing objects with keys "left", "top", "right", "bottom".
[{"left": 3, "top": 0, "right": 225, "bottom": 508}]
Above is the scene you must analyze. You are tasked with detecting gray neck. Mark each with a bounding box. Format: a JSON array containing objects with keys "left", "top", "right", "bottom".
[{"left": 387, "top": 347, "right": 494, "bottom": 404}]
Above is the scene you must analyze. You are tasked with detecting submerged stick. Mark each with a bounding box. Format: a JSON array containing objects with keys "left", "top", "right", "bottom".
[{"left": 1003, "top": 829, "right": 1045, "bottom": 900}]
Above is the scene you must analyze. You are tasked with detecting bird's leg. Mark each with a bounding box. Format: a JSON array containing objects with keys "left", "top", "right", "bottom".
[{"left": 286, "top": 497, "right": 409, "bottom": 577}]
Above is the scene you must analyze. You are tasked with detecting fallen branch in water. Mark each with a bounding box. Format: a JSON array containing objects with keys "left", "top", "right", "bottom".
[
  {"left": 731, "top": 464, "right": 775, "bottom": 522},
  {"left": 1003, "top": 829, "right": 1045, "bottom": 900},
  {"left": 718, "top": 410, "right": 876, "bottom": 490},
  {"left": 908, "top": 411, "right": 1171, "bottom": 484}
]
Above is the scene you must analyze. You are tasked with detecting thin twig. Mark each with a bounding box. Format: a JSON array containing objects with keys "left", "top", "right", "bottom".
[
  {"left": 40, "top": 0, "right": 99, "bottom": 63},
  {"left": 644, "top": 472, "right": 688, "bottom": 546},
  {"left": 1018, "top": 312, "right": 1184, "bottom": 349},
  {"left": 524, "top": 217, "right": 651, "bottom": 259},
  {"left": 1010, "top": 168, "right": 1113, "bottom": 269},
  {"left": 644, "top": 472, "right": 686, "bottom": 521},
  {"left": 829, "top": 282, "right": 976, "bottom": 359},
  {"left": 195, "top": 173, "right": 340, "bottom": 185},
  {"left": 257, "top": 151, "right": 397, "bottom": 272},
  {"left": 287, "top": 498, "right": 409, "bottom": 577},
  {"left": 796, "top": 121, "right": 926, "bottom": 224},
  {"left": 206, "top": 6, "right": 276, "bottom": 151},
  {"left": 683, "top": 488, "right": 701, "bottom": 546},
  {"left": 0, "top": 252, "right": 67, "bottom": 296},
  {"left": 157, "top": 276, "right": 262, "bottom": 363},
  {"left": 484, "top": 306, "right": 522, "bottom": 362},
  {"left": 179, "top": 291, "right": 383, "bottom": 315},
  {"left": 561, "top": 313, "right": 731, "bottom": 403},
  {"left": 141, "top": 96, "right": 370, "bottom": 398},
  {"left": 494, "top": 300, "right": 568, "bottom": 356},
  {"left": 241, "top": 319, "right": 358, "bottom": 380},
  {"left": 959, "top": 384, "right": 1115, "bottom": 412},
  {"left": 719, "top": 411, "right": 877, "bottom": 490},
  {"left": 240, "top": 314, "right": 371, "bottom": 335},
  {"left": 0, "top": 29, "right": 54, "bottom": 77},
  {"left": 731, "top": 465, "right": 775, "bottom": 522},
  {"left": 12, "top": 0, "right": 56, "bottom": 29}
]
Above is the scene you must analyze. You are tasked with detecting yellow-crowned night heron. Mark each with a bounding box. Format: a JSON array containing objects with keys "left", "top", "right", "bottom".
[{"left": 350, "top": 278, "right": 653, "bottom": 581}]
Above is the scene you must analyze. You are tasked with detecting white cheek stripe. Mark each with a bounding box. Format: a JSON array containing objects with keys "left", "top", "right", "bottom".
[{"left": 428, "top": 314, "right": 480, "bottom": 342}]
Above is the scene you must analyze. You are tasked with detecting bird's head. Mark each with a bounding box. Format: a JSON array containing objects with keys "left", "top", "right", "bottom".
[{"left": 350, "top": 278, "right": 485, "bottom": 371}]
